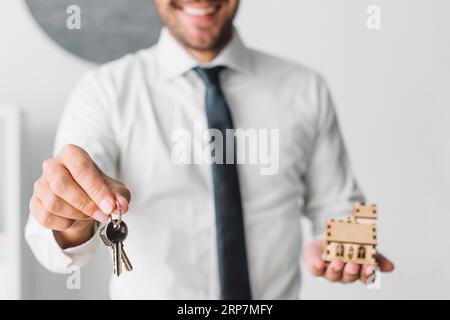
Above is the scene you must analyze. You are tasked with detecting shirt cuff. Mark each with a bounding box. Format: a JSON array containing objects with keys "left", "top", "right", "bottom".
[
  {"left": 25, "top": 214, "right": 99, "bottom": 274},
  {"left": 62, "top": 222, "right": 100, "bottom": 268}
]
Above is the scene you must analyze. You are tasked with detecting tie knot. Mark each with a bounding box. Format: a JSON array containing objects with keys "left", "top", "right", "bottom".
[{"left": 194, "top": 66, "right": 226, "bottom": 87}]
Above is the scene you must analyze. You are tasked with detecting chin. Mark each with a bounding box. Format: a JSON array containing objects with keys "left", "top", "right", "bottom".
[
  {"left": 166, "top": 0, "right": 235, "bottom": 50},
  {"left": 184, "top": 30, "right": 223, "bottom": 50}
]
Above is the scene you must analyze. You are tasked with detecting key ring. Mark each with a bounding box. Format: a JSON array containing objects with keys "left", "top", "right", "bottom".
[{"left": 109, "top": 200, "right": 122, "bottom": 229}]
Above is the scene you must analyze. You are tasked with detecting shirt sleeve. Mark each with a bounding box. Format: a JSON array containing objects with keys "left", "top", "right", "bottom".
[
  {"left": 25, "top": 214, "right": 101, "bottom": 274},
  {"left": 303, "top": 75, "right": 365, "bottom": 237},
  {"left": 24, "top": 70, "right": 119, "bottom": 274}
]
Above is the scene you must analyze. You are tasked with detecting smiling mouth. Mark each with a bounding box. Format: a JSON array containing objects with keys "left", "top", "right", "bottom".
[
  {"left": 172, "top": 1, "right": 223, "bottom": 17},
  {"left": 182, "top": 5, "right": 220, "bottom": 16}
]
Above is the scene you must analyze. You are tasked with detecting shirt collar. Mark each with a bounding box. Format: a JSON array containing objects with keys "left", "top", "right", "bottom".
[{"left": 156, "top": 27, "right": 252, "bottom": 80}]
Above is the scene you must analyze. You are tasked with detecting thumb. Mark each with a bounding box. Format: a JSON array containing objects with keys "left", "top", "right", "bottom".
[
  {"left": 106, "top": 178, "right": 131, "bottom": 214},
  {"left": 58, "top": 145, "right": 117, "bottom": 215},
  {"left": 93, "top": 162, "right": 131, "bottom": 214},
  {"left": 376, "top": 253, "right": 395, "bottom": 272}
]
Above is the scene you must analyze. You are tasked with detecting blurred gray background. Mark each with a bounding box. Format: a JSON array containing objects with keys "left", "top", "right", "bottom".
[
  {"left": 0, "top": 0, "right": 449, "bottom": 299},
  {"left": 24, "top": 0, "right": 162, "bottom": 63}
]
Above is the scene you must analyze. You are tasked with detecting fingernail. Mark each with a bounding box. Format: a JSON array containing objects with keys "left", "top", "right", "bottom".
[
  {"left": 119, "top": 195, "right": 129, "bottom": 205},
  {"left": 93, "top": 210, "right": 109, "bottom": 223},
  {"left": 332, "top": 262, "right": 342, "bottom": 272},
  {"left": 347, "top": 267, "right": 359, "bottom": 276},
  {"left": 366, "top": 266, "right": 375, "bottom": 276},
  {"left": 100, "top": 199, "right": 113, "bottom": 214}
]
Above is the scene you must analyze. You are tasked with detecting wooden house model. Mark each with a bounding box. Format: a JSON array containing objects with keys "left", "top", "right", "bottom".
[{"left": 322, "top": 203, "right": 378, "bottom": 265}]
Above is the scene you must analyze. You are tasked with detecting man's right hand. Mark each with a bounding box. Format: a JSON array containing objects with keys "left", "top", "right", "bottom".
[{"left": 29, "top": 144, "right": 131, "bottom": 249}]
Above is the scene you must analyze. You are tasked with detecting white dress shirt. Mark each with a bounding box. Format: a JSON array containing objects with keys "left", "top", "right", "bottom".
[{"left": 25, "top": 28, "right": 363, "bottom": 299}]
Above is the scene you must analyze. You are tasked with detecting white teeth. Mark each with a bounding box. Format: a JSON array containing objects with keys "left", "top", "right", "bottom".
[{"left": 182, "top": 6, "right": 217, "bottom": 16}]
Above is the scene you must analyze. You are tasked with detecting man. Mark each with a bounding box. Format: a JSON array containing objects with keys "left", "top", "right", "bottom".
[{"left": 25, "top": 0, "right": 394, "bottom": 299}]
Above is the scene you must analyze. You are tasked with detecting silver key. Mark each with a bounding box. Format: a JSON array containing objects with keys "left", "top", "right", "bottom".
[
  {"left": 99, "top": 201, "right": 133, "bottom": 277},
  {"left": 121, "top": 243, "right": 133, "bottom": 272},
  {"left": 106, "top": 220, "right": 129, "bottom": 277},
  {"left": 113, "top": 237, "right": 123, "bottom": 276},
  {"left": 99, "top": 224, "right": 112, "bottom": 247},
  {"left": 100, "top": 223, "right": 133, "bottom": 273}
]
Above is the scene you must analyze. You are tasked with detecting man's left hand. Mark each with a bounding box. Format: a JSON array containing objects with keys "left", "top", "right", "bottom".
[{"left": 302, "top": 239, "right": 394, "bottom": 283}]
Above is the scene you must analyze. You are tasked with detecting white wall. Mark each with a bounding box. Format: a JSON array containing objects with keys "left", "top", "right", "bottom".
[
  {"left": 1, "top": 0, "right": 449, "bottom": 299},
  {"left": 0, "top": 0, "right": 109, "bottom": 299},
  {"left": 235, "top": 0, "right": 450, "bottom": 299}
]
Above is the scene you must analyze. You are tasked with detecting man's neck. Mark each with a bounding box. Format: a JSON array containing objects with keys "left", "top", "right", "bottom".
[{"left": 185, "top": 47, "right": 223, "bottom": 63}]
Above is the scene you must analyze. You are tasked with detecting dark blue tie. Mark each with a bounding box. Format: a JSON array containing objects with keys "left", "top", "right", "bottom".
[{"left": 194, "top": 66, "right": 252, "bottom": 300}]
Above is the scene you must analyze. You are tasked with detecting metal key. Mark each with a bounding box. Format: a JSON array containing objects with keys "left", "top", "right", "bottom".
[
  {"left": 120, "top": 243, "right": 133, "bottom": 272},
  {"left": 99, "top": 202, "right": 133, "bottom": 277},
  {"left": 99, "top": 224, "right": 112, "bottom": 247},
  {"left": 106, "top": 220, "right": 129, "bottom": 276}
]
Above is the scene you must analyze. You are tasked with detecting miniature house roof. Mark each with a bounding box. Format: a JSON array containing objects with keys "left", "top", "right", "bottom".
[
  {"left": 353, "top": 203, "right": 377, "bottom": 220},
  {"left": 325, "top": 220, "right": 377, "bottom": 245}
]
